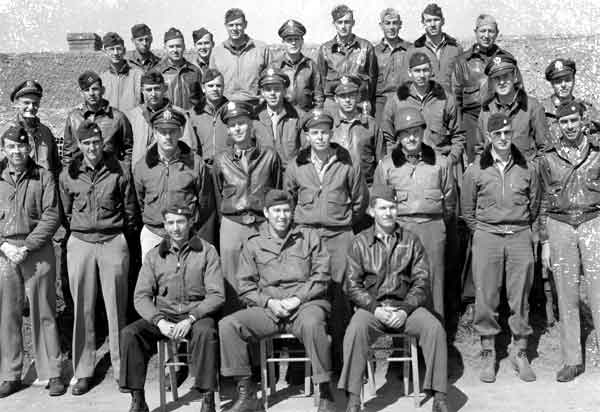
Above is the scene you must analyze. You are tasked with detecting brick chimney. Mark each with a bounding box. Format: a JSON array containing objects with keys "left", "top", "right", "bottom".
[{"left": 66, "top": 33, "right": 102, "bottom": 51}]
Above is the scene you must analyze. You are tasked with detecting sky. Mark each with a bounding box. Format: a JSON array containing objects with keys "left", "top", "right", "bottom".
[{"left": 1, "top": 0, "right": 599, "bottom": 53}]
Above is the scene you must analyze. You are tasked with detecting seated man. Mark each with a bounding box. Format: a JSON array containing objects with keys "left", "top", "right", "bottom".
[
  {"left": 120, "top": 203, "right": 224, "bottom": 412},
  {"left": 338, "top": 185, "right": 448, "bottom": 412},
  {"left": 219, "top": 189, "right": 335, "bottom": 412}
]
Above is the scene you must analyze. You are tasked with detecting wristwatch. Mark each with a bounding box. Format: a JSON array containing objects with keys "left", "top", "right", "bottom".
[{"left": 188, "top": 314, "right": 197, "bottom": 323}]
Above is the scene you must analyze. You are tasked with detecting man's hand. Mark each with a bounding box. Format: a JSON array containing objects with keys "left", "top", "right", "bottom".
[
  {"left": 171, "top": 318, "right": 193, "bottom": 340},
  {"left": 0, "top": 242, "right": 22, "bottom": 264},
  {"left": 374, "top": 306, "right": 393, "bottom": 325},
  {"left": 387, "top": 309, "right": 408, "bottom": 330},
  {"left": 280, "top": 297, "right": 301, "bottom": 312},
  {"left": 157, "top": 319, "right": 176, "bottom": 338},
  {"left": 541, "top": 242, "right": 551, "bottom": 270},
  {"left": 12, "top": 246, "right": 29, "bottom": 265},
  {"left": 267, "top": 299, "right": 291, "bottom": 318}
]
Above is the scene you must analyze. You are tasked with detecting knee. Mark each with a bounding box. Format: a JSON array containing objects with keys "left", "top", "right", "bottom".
[
  {"left": 192, "top": 319, "right": 218, "bottom": 341},
  {"left": 218, "top": 315, "right": 237, "bottom": 339},
  {"left": 345, "top": 316, "right": 369, "bottom": 340},
  {"left": 120, "top": 325, "right": 137, "bottom": 345}
]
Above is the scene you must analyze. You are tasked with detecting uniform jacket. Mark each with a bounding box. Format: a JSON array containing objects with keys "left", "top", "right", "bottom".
[
  {"left": 374, "top": 38, "right": 412, "bottom": 97},
  {"left": 284, "top": 144, "right": 366, "bottom": 228},
  {"left": 237, "top": 224, "right": 331, "bottom": 315},
  {"left": 194, "top": 56, "right": 210, "bottom": 79},
  {"left": 373, "top": 143, "right": 455, "bottom": 219},
  {"left": 134, "top": 236, "right": 224, "bottom": 324},
  {"left": 346, "top": 224, "right": 430, "bottom": 315},
  {"left": 127, "top": 50, "right": 161, "bottom": 72},
  {"left": 542, "top": 94, "right": 600, "bottom": 145},
  {"left": 0, "top": 158, "right": 59, "bottom": 251},
  {"left": 317, "top": 34, "right": 378, "bottom": 104},
  {"left": 212, "top": 143, "right": 282, "bottom": 224},
  {"left": 270, "top": 52, "right": 324, "bottom": 110},
  {"left": 63, "top": 99, "right": 133, "bottom": 166},
  {"left": 381, "top": 80, "right": 465, "bottom": 162},
  {"left": 461, "top": 144, "right": 540, "bottom": 234},
  {"left": 59, "top": 153, "right": 139, "bottom": 243},
  {"left": 154, "top": 58, "right": 203, "bottom": 110},
  {"left": 100, "top": 61, "right": 143, "bottom": 113},
  {"left": 477, "top": 89, "right": 549, "bottom": 160},
  {"left": 185, "top": 98, "right": 230, "bottom": 164},
  {"left": 408, "top": 33, "right": 463, "bottom": 91},
  {"left": 209, "top": 36, "right": 271, "bottom": 101},
  {"left": 133, "top": 141, "right": 214, "bottom": 238}
]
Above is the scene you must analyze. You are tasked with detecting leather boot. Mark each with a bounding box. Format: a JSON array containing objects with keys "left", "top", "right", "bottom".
[
  {"left": 199, "top": 391, "right": 215, "bottom": 412},
  {"left": 317, "top": 382, "right": 336, "bottom": 412},
  {"left": 556, "top": 364, "right": 584, "bottom": 382},
  {"left": 229, "top": 376, "right": 256, "bottom": 412},
  {"left": 479, "top": 336, "right": 496, "bottom": 383},
  {"left": 432, "top": 392, "right": 449, "bottom": 412},
  {"left": 0, "top": 380, "right": 22, "bottom": 398},
  {"left": 48, "top": 377, "right": 67, "bottom": 396},
  {"left": 510, "top": 339, "right": 536, "bottom": 382},
  {"left": 129, "top": 390, "right": 149, "bottom": 412}
]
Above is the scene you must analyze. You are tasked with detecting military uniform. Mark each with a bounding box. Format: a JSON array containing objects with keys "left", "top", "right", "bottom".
[
  {"left": 127, "top": 24, "right": 161, "bottom": 72},
  {"left": 407, "top": 34, "right": 462, "bottom": 92},
  {"left": 192, "top": 28, "right": 213, "bottom": 78},
  {"left": 185, "top": 92, "right": 230, "bottom": 165}
]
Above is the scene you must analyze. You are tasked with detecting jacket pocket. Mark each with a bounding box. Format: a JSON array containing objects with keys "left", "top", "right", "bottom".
[
  {"left": 423, "top": 188, "right": 443, "bottom": 201},
  {"left": 327, "top": 190, "right": 351, "bottom": 216},
  {"left": 586, "top": 167, "right": 600, "bottom": 192},
  {"left": 395, "top": 190, "right": 408, "bottom": 202},
  {"left": 298, "top": 189, "right": 316, "bottom": 206},
  {"left": 73, "top": 197, "right": 87, "bottom": 212},
  {"left": 222, "top": 185, "right": 237, "bottom": 198}
]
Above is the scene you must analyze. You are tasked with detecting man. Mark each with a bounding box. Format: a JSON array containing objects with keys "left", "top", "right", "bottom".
[
  {"left": 219, "top": 189, "right": 335, "bottom": 412},
  {"left": 185, "top": 69, "right": 230, "bottom": 165},
  {"left": 271, "top": 19, "right": 323, "bottom": 111},
  {"left": 0, "top": 125, "right": 64, "bottom": 398},
  {"left": 63, "top": 70, "right": 133, "bottom": 166},
  {"left": 542, "top": 58, "right": 600, "bottom": 145},
  {"left": 317, "top": 4, "right": 378, "bottom": 114},
  {"left": 408, "top": 3, "right": 463, "bottom": 91},
  {"left": 284, "top": 108, "right": 366, "bottom": 371},
  {"left": 134, "top": 107, "right": 215, "bottom": 260},
  {"left": 253, "top": 67, "right": 302, "bottom": 169},
  {"left": 539, "top": 102, "right": 600, "bottom": 382},
  {"left": 120, "top": 204, "right": 224, "bottom": 412},
  {"left": 210, "top": 8, "right": 271, "bottom": 104},
  {"left": 100, "top": 32, "right": 143, "bottom": 112},
  {"left": 59, "top": 121, "right": 138, "bottom": 394},
  {"left": 154, "top": 27, "right": 203, "bottom": 110},
  {"left": 374, "top": 107, "right": 455, "bottom": 319},
  {"left": 193, "top": 27, "right": 214, "bottom": 77},
  {"left": 212, "top": 101, "right": 282, "bottom": 311},
  {"left": 339, "top": 185, "right": 448, "bottom": 412},
  {"left": 374, "top": 8, "right": 412, "bottom": 124},
  {"left": 128, "top": 23, "right": 161, "bottom": 72},
  {"left": 477, "top": 52, "right": 549, "bottom": 160},
  {"left": 462, "top": 113, "right": 540, "bottom": 383}
]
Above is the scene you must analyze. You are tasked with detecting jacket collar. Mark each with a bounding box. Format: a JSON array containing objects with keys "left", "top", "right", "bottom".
[
  {"left": 332, "top": 109, "right": 368, "bottom": 127},
  {"left": 192, "top": 97, "right": 228, "bottom": 116},
  {"left": 223, "top": 35, "right": 255, "bottom": 54},
  {"left": 483, "top": 88, "right": 529, "bottom": 112},
  {"left": 256, "top": 100, "right": 299, "bottom": 123},
  {"left": 226, "top": 139, "right": 262, "bottom": 161},
  {"left": 295, "top": 142, "right": 353, "bottom": 166},
  {"left": 391, "top": 143, "right": 436, "bottom": 167},
  {"left": 279, "top": 53, "right": 309, "bottom": 68},
  {"left": 479, "top": 144, "right": 528, "bottom": 169},
  {"left": 331, "top": 34, "right": 359, "bottom": 52},
  {"left": 108, "top": 60, "right": 131, "bottom": 75},
  {"left": 80, "top": 99, "right": 112, "bottom": 117},
  {"left": 0, "top": 157, "right": 40, "bottom": 181},
  {"left": 396, "top": 80, "right": 446, "bottom": 101},
  {"left": 376, "top": 37, "right": 411, "bottom": 52},
  {"left": 158, "top": 235, "right": 204, "bottom": 258},
  {"left": 145, "top": 140, "right": 193, "bottom": 168},
  {"left": 413, "top": 33, "right": 458, "bottom": 48},
  {"left": 465, "top": 43, "right": 500, "bottom": 59},
  {"left": 143, "top": 98, "right": 170, "bottom": 122},
  {"left": 364, "top": 223, "right": 405, "bottom": 246},
  {"left": 68, "top": 151, "right": 123, "bottom": 179}
]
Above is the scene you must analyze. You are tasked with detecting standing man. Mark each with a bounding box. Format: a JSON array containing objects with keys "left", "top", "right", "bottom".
[
  {"left": 63, "top": 70, "right": 133, "bottom": 166},
  {"left": 409, "top": 3, "right": 463, "bottom": 91},
  {"left": 192, "top": 28, "right": 214, "bottom": 77},
  {"left": 539, "top": 102, "right": 600, "bottom": 382},
  {"left": 462, "top": 113, "right": 540, "bottom": 383},
  {"left": 212, "top": 101, "right": 282, "bottom": 311},
  {"left": 271, "top": 19, "right": 323, "bottom": 111},
  {"left": 0, "top": 125, "right": 64, "bottom": 398},
  {"left": 374, "top": 107, "right": 455, "bottom": 319},
  {"left": 155, "top": 27, "right": 203, "bottom": 110},
  {"left": 134, "top": 107, "right": 215, "bottom": 260},
  {"left": 128, "top": 23, "right": 161, "bottom": 72},
  {"left": 210, "top": 8, "right": 271, "bottom": 105},
  {"left": 339, "top": 185, "right": 448, "bottom": 412},
  {"left": 120, "top": 204, "right": 224, "bottom": 412},
  {"left": 317, "top": 4, "right": 378, "bottom": 114},
  {"left": 100, "top": 32, "right": 143, "bottom": 113},
  {"left": 284, "top": 108, "right": 366, "bottom": 371},
  {"left": 374, "top": 8, "right": 412, "bottom": 124},
  {"left": 219, "top": 190, "right": 335, "bottom": 412}
]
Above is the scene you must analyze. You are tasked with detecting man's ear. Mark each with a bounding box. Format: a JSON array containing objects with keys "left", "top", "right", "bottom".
[{"left": 263, "top": 207, "right": 269, "bottom": 219}]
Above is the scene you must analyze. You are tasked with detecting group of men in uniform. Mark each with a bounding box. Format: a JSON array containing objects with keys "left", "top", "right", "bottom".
[{"left": 1, "top": 3, "right": 600, "bottom": 412}]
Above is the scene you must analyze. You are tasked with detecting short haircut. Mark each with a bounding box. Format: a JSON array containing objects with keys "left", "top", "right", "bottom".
[
  {"left": 475, "top": 14, "right": 498, "bottom": 31},
  {"left": 380, "top": 8, "right": 401, "bottom": 23}
]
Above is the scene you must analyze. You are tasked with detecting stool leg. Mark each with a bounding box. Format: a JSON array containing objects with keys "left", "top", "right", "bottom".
[
  {"left": 259, "top": 339, "right": 268, "bottom": 410},
  {"left": 215, "top": 375, "right": 221, "bottom": 412},
  {"left": 167, "top": 341, "right": 179, "bottom": 402},
  {"left": 267, "top": 340, "right": 276, "bottom": 396},
  {"left": 410, "top": 337, "right": 421, "bottom": 407},
  {"left": 158, "top": 341, "right": 166, "bottom": 412},
  {"left": 367, "top": 358, "right": 376, "bottom": 396},
  {"left": 304, "top": 360, "right": 312, "bottom": 397},
  {"left": 403, "top": 340, "right": 410, "bottom": 396}
]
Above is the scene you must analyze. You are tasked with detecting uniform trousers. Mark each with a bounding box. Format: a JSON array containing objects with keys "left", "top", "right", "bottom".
[
  {"left": 120, "top": 317, "right": 219, "bottom": 391},
  {"left": 461, "top": 108, "right": 480, "bottom": 164},
  {"left": 219, "top": 304, "right": 332, "bottom": 383},
  {"left": 67, "top": 233, "right": 129, "bottom": 380},
  {"left": 338, "top": 308, "right": 447, "bottom": 396},
  {"left": 0, "top": 242, "right": 61, "bottom": 381},
  {"left": 546, "top": 216, "right": 600, "bottom": 365}
]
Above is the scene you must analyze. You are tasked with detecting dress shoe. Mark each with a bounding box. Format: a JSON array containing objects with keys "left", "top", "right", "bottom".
[
  {"left": 432, "top": 398, "right": 449, "bottom": 412},
  {"left": 71, "top": 377, "right": 92, "bottom": 396},
  {"left": 511, "top": 350, "right": 536, "bottom": 382},
  {"left": 556, "top": 364, "right": 584, "bottom": 382},
  {"left": 479, "top": 349, "right": 496, "bottom": 383},
  {"left": 48, "top": 377, "right": 67, "bottom": 396},
  {"left": 129, "top": 390, "right": 149, "bottom": 412},
  {"left": 0, "top": 380, "right": 22, "bottom": 398},
  {"left": 199, "top": 391, "right": 216, "bottom": 412},
  {"left": 228, "top": 376, "right": 257, "bottom": 412}
]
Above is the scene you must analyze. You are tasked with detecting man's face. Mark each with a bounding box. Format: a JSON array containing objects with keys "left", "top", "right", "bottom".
[
  {"left": 264, "top": 203, "right": 293, "bottom": 233},
  {"left": 195, "top": 34, "right": 214, "bottom": 59},
  {"left": 202, "top": 76, "right": 224, "bottom": 102},
  {"left": 335, "top": 91, "right": 358, "bottom": 114},
  {"left": 398, "top": 126, "right": 425, "bottom": 153},
  {"left": 2, "top": 140, "right": 30, "bottom": 169},
  {"left": 165, "top": 38, "right": 185, "bottom": 62},
  {"left": 306, "top": 124, "right": 332, "bottom": 153},
  {"left": 104, "top": 44, "right": 126, "bottom": 64},
  {"left": 155, "top": 127, "right": 183, "bottom": 153},
  {"left": 491, "top": 70, "right": 517, "bottom": 97},
  {"left": 489, "top": 125, "right": 513, "bottom": 153},
  {"left": 142, "top": 83, "right": 166, "bottom": 107},
  {"left": 334, "top": 13, "right": 354, "bottom": 38},
  {"left": 380, "top": 15, "right": 401, "bottom": 41},
  {"left": 78, "top": 136, "right": 104, "bottom": 164},
  {"left": 226, "top": 115, "right": 252, "bottom": 145},
  {"left": 164, "top": 213, "right": 191, "bottom": 244},
  {"left": 133, "top": 35, "right": 152, "bottom": 54},
  {"left": 15, "top": 95, "right": 41, "bottom": 118},
  {"left": 261, "top": 84, "right": 285, "bottom": 108},
  {"left": 408, "top": 63, "right": 432, "bottom": 87},
  {"left": 559, "top": 113, "right": 583, "bottom": 142},
  {"left": 283, "top": 35, "right": 303, "bottom": 55},
  {"left": 226, "top": 17, "right": 247, "bottom": 41},
  {"left": 369, "top": 198, "right": 398, "bottom": 230},
  {"left": 423, "top": 14, "right": 444, "bottom": 37},
  {"left": 475, "top": 24, "right": 498, "bottom": 48},
  {"left": 81, "top": 82, "right": 104, "bottom": 106},
  {"left": 551, "top": 74, "right": 575, "bottom": 99}
]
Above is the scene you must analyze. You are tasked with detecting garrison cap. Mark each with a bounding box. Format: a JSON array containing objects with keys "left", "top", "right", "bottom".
[
  {"left": 545, "top": 58, "right": 576, "bottom": 81},
  {"left": 164, "top": 27, "right": 184, "bottom": 43},
  {"left": 369, "top": 184, "right": 396, "bottom": 203},
  {"left": 141, "top": 71, "right": 165, "bottom": 85},
  {"left": 10, "top": 80, "right": 43, "bottom": 102},
  {"left": 225, "top": 8, "right": 246, "bottom": 23},
  {"left": 220, "top": 101, "right": 254, "bottom": 122},
  {"left": 192, "top": 27, "right": 212, "bottom": 44},
  {"left": 423, "top": 3, "right": 443, "bottom": 18},
  {"left": 202, "top": 68, "right": 223, "bottom": 84},
  {"left": 259, "top": 67, "right": 290, "bottom": 88},
  {"left": 409, "top": 52, "right": 431, "bottom": 69},
  {"left": 1, "top": 125, "right": 29, "bottom": 144},
  {"left": 331, "top": 4, "right": 353, "bottom": 21},
  {"left": 394, "top": 107, "right": 426, "bottom": 134},
  {"left": 278, "top": 19, "right": 306, "bottom": 39},
  {"left": 131, "top": 23, "right": 151, "bottom": 38},
  {"left": 335, "top": 74, "right": 361, "bottom": 94},
  {"left": 78, "top": 70, "right": 102, "bottom": 90},
  {"left": 556, "top": 101, "right": 585, "bottom": 119},
  {"left": 264, "top": 189, "right": 294, "bottom": 209},
  {"left": 161, "top": 202, "right": 194, "bottom": 217},
  {"left": 484, "top": 52, "right": 517, "bottom": 77},
  {"left": 76, "top": 121, "right": 102, "bottom": 142},
  {"left": 487, "top": 113, "right": 511, "bottom": 133},
  {"left": 151, "top": 106, "right": 186, "bottom": 129},
  {"left": 103, "top": 32, "right": 124, "bottom": 48},
  {"left": 301, "top": 109, "right": 334, "bottom": 131}
]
